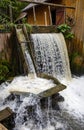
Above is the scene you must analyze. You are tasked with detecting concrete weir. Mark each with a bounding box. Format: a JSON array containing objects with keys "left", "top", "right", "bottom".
[{"left": 14, "top": 25, "right": 67, "bottom": 97}]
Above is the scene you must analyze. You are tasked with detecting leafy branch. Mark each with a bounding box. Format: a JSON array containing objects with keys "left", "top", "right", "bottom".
[{"left": 57, "top": 24, "right": 74, "bottom": 39}]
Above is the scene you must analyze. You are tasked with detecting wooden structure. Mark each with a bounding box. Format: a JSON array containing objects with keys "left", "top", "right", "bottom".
[
  {"left": 0, "top": 107, "right": 15, "bottom": 130},
  {"left": 13, "top": 27, "right": 66, "bottom": 97},
  {"left": 0, "top": 123, "right": 8, "bottom": 130},
  {"left": 19, "top": 0, "right": 84, "bottom": 55},
  {"left": 0, "top": 107, "right": 13, "bottom": 122},
  {"left": 20, "top": 0, "right": 75, "bottom": 26}
]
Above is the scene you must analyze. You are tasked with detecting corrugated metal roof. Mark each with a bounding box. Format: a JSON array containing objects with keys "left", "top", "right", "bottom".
[{"left": 22, "top": 0, "right": 49, "bottom": 12}]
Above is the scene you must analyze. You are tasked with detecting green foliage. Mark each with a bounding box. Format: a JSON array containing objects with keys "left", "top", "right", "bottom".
[
  {"left": 70, "top": 52, "right": 79, "bottom": 60},
  {"left": 0, "top": 60, "right": 14, "bottom": 84},
  {"left": 57, "top": 24, "right": 74, "bottom": 39},
  {"left": 0, "top": 0, "right": 28, "bottom": 24},
  {"left": 0, "top": 60, "right": 9, "bottom": 83},
  {"left": 0, "top": 65, "right": 9, "bottom": 80},
  {"left": 25, "top": 24, "right": 32, "bottom": 33}
]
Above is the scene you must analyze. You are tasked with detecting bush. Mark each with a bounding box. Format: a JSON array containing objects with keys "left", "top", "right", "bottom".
[
  {"left": 57, "top": 24, "right": 74, "bottom": 39},
  {"left": 0, "top": 60, "right": 12, "bottom": 84}
]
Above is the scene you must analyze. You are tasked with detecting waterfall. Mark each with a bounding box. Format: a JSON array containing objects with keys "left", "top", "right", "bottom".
[
  {"left": 0, "top": 30, "right": 84, "bottom": 130},
  {"left": 16, "top": 28, "right": 71, "bottom": 80},
  {"left": 24, "top": 50, "right": 36, "bottom": 77},
  {"left": 16, "top": 28, "right": 36, "bottom": 77},
  {"left": 31, "top": 33, "right": 71, "bottom": 80}
]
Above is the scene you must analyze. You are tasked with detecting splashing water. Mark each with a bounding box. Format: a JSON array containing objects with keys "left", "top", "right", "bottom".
[
  {"left": 0, "top": 32, "right": 84, "bottom": 129},
  {"left": 60, "top": 76, "right": 84, "bottom": 118},
  {"left": 0, "top": 76, "right": 84, "bottom": 130},
  {"left": 16, "top": 28, "right": 36, "bottom": 76}
]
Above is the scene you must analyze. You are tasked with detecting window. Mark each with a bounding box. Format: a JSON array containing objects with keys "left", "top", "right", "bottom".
[
  {"left": 51, "top": 8, "right": 65, "bottom": 25},
  {"left": 51, "top": 9, "right": 56, "bottom": 25}
]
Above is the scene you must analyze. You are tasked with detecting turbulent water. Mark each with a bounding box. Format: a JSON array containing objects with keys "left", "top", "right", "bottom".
[
  {"left": 16, "top": 28, "right": 36, "bottom": 75},
  {"left": 0, "top": 32, "right": 84, "bottom": 129},
  {"left": 31, "top": 33, "right": 71, "bottom": 80},
  {"left": 0, "top": 76, "right": 84, "bottom": 130}
]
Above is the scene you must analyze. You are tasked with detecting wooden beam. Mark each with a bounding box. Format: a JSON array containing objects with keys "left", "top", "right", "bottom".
[
  {"left": 20, "top": 0, "right": 75, "bottom": 9},
  {"left": 0, "top": 107, "right": 13, "bottom": 121},
  {"left": 0, "top": 123, "right": 8, "bottom": 130}
]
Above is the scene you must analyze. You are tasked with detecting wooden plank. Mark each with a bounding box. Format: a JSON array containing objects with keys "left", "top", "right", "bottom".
[
  {"left": 9, "top": 74, "right": 66, "bottom": 98},
  {"left": 31, "top": 25, "right": 58, "bottom": 33},
  {"left": 37, "top": 73, "right": 66, "bottom": 97},
  {"left": 10, "top": 83, "right": 66, "bottom": 98},
  {"left": 20, "top": 0, "right": 75, "bottom": 9},
  {"left": 0, "top": 123, "right": 8, "bottom": 130},
  {"left": 15, "top": 25, "right": 58, "bottom": 33},
  {"left": 39, "top": 84, "right": 66, "bottom": 97},
  {"left": 0, "top": 107, "right": 13, "bottom": 121}
]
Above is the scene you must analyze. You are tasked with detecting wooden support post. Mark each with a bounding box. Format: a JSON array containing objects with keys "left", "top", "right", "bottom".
[
  {"left": 64, "top": 8, "right": 66, "bottom": 23},
  {"left": 44, "top": 12, "right": 47, "bottom": 26},
  {"left": 48, "top": 6, "right": 52, "bottom": 25},
  {"left": 33, "top": 6, "right": 36, "bottom": 25}
]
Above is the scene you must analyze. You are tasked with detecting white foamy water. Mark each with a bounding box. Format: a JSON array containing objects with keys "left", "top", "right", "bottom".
[
  {"left": 60, "top": 76, "right": 84, "bottom": 118},
  {"left": 0, "top": 76, "right": 84, "bottom": 130},
  {"left": 0, "top": 75, "right": 55, "bottom": 101}
]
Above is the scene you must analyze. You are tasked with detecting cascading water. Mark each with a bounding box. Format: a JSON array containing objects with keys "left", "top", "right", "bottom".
[
  {"left": 0, "top": 31, "right": 84, "bottom": 130},
  {"left": 16, "top": 28, "right": 36, "bottom": 76},
  {"left": 1, "top": 76, "right": 84, "bottom": 130},
  {"left": 31, "top": 33, "right": 71, "bottom": 80}
]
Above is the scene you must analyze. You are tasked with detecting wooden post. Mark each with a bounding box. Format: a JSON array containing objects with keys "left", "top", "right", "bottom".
[
  {"left": 48, "top": 6, "right": 52, "bottom": 25},
  {"left": 64, "top": 8, "right": 66, "bottom": 23},
  {"left": 33, "top": 6, "right": 36, "bottom": 25},
  {"left": 44, "top": 12, "right": 47, "bottom": 26}
]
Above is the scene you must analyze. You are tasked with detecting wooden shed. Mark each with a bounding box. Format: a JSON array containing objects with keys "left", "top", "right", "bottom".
[
  {"left": 19, "top": 0, "right": 84, "bottom": 56},
  {"left": 20, "top": 0, "right": 75, "bottom": 26}
]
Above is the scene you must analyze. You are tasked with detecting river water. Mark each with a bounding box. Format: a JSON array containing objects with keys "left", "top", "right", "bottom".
[{"left": 0, "top": 75, "right": 84, "bottom": 130}]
